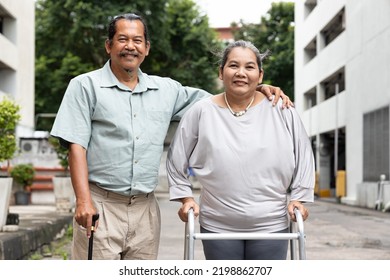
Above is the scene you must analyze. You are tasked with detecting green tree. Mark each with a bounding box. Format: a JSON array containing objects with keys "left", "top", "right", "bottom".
[
  {"left": 164, "top": 0, "right": 220, "bottom": 91},
  {"left": 234, "top": 2, "right": 295, "bottom": 100},
  {"left": 35, "top": 0, "right": 219, "bottom": 131}
]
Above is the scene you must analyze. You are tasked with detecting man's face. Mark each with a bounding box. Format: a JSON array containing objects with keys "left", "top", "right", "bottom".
[{"left": 105, "top": 19, "right": 150, "bottom": 73}]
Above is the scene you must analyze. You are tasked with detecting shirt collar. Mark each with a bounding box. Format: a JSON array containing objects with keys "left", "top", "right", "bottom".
[{"left": 100, "top": 60, "right": 159, "bottom": 93}]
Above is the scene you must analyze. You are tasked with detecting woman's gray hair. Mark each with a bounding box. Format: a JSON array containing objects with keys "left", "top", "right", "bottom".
[{"left": 218, "top": 40, "right": 270, "bottom": 71}]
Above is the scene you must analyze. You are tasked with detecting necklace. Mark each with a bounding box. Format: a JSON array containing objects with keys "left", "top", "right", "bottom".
[{"left": 224, "top": 93, "right": 255, "bottom": 117}]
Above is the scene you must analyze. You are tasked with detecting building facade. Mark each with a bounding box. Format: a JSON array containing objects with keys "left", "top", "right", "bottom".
[
  {"left": 295, "top": 0, "right": 390, "bottom": 208},
  {"left": 0, "top": 0, "right": 35, "bottom": 136}
]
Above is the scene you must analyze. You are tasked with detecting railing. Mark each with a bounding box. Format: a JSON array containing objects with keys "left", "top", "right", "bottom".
[{"left": 375, "top": 174, "right": 390, "bottom": 211}]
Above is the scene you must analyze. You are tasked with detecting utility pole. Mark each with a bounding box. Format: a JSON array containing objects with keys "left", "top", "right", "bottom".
[{"left": 334, "top": 83, "right": 339, "bottom": 184}]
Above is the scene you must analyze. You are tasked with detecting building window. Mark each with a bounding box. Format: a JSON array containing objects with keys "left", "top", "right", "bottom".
[
  {"left": 320, "top": 7, "right": 345, "bottom": 47},
  {"left": 304, "top": 37, "right": 317, "bottom": 63},
  {"left": 304, "top": 0, "right": 317, "bottom": 18},
  {"left": 363, "top": 107, "right": 390, "bottom": 181},
  {"left": 320, "top": 67, "right": 345, "bottom": 101},
  {"left": 0, "top": 4, "right": 16, "bottom": 43},
  {"left": 304, "top": 86, "right": 317, "bottom": 109}
]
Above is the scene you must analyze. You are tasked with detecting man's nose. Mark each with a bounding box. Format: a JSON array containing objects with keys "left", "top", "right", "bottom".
[{"left": 125, "top": 40, "right": 135, "bottom": 49}]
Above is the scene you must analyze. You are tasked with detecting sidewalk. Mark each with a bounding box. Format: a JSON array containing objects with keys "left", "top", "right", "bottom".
[
  {"left": 1, "top": 191, "right": 390, "bottom": 260},
  {"left": 0, "top": 205, "right": 72, "bottom": 260},
  {"left": 0, "top": 191, "right": 200, "bottom": 260}
]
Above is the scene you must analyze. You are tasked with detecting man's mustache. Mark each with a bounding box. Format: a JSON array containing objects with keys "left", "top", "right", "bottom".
[{"left": 119, "top": 51, "right": 138, "bottom": 57}]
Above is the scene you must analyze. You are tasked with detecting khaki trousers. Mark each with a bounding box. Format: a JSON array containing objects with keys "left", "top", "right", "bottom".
[{"left": 71, "top": 183, "right": 161, "bottom": 260}]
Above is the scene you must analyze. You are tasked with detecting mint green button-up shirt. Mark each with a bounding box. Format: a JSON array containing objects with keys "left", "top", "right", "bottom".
[{"left": 50, "top": 60, "right": 210, "bottom": 195}]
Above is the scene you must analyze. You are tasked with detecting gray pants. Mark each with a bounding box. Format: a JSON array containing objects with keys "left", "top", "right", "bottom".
[{"left": 200, "top": 227, "right": 289, "bottom": 260}]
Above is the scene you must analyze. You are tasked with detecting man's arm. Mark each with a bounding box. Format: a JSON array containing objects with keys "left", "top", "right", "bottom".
[
  {"left": 257, "top": 84, "right": 294, "bottom": 108},
  {"left": 68, "top": 143, "right": 97, "bottom": 238}
]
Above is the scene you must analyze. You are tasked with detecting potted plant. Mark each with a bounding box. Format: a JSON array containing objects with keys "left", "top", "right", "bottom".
[
  {"left": 48, "top": 136, "right": 74, "bottom": 212},
  {"left": 10, "top": 163, "right": 35, "bottom": 205},
  {"left": 0, "top": 97, "right": 21, "bottom": 230}
]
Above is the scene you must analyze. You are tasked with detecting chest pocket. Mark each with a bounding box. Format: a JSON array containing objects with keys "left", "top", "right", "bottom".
[{"left": 146, "top": 110, "right": 171, "bottom": 145}]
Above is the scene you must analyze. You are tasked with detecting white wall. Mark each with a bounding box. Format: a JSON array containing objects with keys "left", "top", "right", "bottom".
[
  {"left": 295, "top": 0, "right": 390, "bottom": 205},
  {"left": 0, "top": 0, "right": 35, "bottom": 136}
]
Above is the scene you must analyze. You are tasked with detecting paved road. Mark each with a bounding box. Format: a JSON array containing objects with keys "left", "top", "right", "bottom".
[
  {"left": 157, "top": 192, "right": 390, "bottom": 260},
  {"left": 9, "top": 191, "right": 390, "bottom": 260},
  {"left": 302, "top": 198, "right": 390, "bottom": 260}
]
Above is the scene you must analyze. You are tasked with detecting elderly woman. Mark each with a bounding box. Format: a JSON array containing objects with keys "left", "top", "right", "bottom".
[{"left": 167, "top": 40, "right": 315, "bottom": 260}]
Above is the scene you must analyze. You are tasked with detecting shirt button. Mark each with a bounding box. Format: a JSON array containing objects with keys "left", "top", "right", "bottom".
[
  {"left": 134, "top": 160, "right": 138, "bottom": 164},
  {"left": 136, "top": 136, "right": 139, "bottom": 140},
  {"left": 133, "top": 114, "right": 137, "bottom": 118}
]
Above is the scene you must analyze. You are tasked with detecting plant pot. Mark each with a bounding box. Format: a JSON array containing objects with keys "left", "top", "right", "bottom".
[
  {"left": 14, "top": 190, "right": 31, "bottom": 205},
  {"left": 0, "top": 177, "right": 13, "bottom": 231},
  {"left": 52, "top": 176, "right": 75, "bottom": 212}
]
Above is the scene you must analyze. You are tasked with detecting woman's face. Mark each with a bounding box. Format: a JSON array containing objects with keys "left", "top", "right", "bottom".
[{"left": 219, "top": 47, "right": 263, "bottom": 96}]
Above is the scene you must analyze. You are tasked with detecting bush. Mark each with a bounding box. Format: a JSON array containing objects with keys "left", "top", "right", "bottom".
[
  {"left": 10, "top": 163, "right": 35, "bottom": 189},
  {"left": 0, "top": 98, "right": 21, "bottom": 166}
]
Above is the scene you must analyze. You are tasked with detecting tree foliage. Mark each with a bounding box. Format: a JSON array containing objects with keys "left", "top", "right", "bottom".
[
  {"left": 233, "top": 2, "right": 295, "bottom": 100},
  {"left": 35, "top": 0, "right": 219, "bottom": 130},
  {"left": 0, "top": 98, "right": 21, "bottom": 165},
  {"left": 164, "top": 0, "right": 220, "bottom": 90}
]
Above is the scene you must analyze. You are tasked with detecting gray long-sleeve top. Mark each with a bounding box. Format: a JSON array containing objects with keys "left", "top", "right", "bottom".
[{"left": 167, "top": 97, "right": 315, "bottom": 233}]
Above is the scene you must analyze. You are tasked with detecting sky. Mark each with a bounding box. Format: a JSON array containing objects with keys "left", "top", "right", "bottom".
[{"left": 194, "top": 0, "right": 294, "bottom": 27}]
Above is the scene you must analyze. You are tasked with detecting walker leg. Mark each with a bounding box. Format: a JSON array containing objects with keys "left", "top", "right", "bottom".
[
  {"left": 184, "top": 208, "right": 195, "bottom": 260},
  {"left": 290, "top": 221, "right": 297, "bottom": 260},
  {"left": 184, "top": 223, "right": 189, "bottom": 260}
]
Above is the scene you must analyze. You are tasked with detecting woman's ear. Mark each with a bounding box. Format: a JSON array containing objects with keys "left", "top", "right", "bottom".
[
  {"left": 258, "top": 69, "right": 264, "bottom": 84},
  {"left": 218, "top": 67, "right": 223, "bottom": 80}
]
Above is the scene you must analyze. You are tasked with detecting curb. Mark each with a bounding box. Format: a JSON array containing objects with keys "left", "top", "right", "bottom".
[{"left": 0, "top": 210, "right": 73, "bottom": 260}]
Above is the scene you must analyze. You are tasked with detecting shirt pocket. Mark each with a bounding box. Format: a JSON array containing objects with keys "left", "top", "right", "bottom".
[{"left": 146, "top": 110, "right": 171, "bottom": 145}]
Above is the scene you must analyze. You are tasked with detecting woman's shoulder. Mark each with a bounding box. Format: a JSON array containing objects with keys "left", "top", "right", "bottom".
[
  {"left": 190, "top": 95, "right": 214, "bottom": 109},
  {"left": 181, "top": 95, "right": 216, "bottom": 120}
]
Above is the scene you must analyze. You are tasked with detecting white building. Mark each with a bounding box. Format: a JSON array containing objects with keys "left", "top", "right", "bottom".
[
  {"left": 295, "top": 0, "right": 390, "bottom": 208},
  {"left": 0, "top": 0, "right": 35, "bottom": 136}
]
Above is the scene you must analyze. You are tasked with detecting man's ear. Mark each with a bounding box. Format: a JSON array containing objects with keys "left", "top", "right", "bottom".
[
  {"left": 105, "top": 39, "right": 111, "bottom": 55},
  {"left": 145, "top": 41, "right": 151, "bottom": 56}
]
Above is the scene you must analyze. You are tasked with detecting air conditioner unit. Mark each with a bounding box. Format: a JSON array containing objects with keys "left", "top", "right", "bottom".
[{"left": 20, "top": 139, "right": 40, "bottom": 155}]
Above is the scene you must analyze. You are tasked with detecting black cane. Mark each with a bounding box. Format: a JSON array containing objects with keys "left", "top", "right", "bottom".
[{"left": 88, "top": 214, "right": 99, "bottom": 260}]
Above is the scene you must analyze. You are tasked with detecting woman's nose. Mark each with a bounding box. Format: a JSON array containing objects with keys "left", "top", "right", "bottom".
[{"left": 235, "top": 68, "right": 245, "bottom": 76}]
